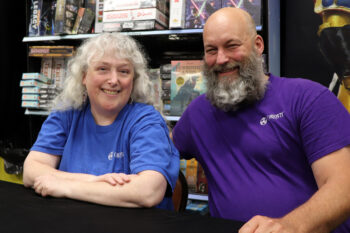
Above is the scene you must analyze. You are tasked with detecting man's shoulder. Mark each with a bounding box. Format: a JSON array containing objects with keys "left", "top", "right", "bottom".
[
  {"left": 269, "top": 74, "right": 329, "bottom": 100},
  {"left": 268, "top": 74, "right": 335, "bottom": 112},
  {"left": 271, "top": 74, "right": 326, "bottom": 90}
]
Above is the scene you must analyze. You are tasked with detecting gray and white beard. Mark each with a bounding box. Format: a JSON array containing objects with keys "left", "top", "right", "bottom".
[{"left": 203, "top": 50, "right": 268, "bottom": 112}]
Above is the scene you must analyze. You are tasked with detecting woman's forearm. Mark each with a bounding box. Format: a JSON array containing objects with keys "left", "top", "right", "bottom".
[{"left": 34, "top": 170, "right": 167, "bottom": 208}]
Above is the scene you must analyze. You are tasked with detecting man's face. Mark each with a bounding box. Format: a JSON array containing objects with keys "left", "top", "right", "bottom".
[
  {"left": 202, "top": 9, "right": 266, "bottom": 111},
  {"left": 203, "top": 18, "right": 257, "bottom": 81},
  {"left": 203, "top": 45, "right": 267, "bottom": 112}
]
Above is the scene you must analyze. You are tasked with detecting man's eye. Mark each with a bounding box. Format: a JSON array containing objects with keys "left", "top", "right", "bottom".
[
  {"left": 205, "top": 49, "right": 217, "bottom": 54},
  {"left": 228, "top": 44, "right": 239, "bottom": 49}
]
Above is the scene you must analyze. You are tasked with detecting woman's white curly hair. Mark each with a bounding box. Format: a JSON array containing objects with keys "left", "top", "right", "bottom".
[{"left": 51, "top": 32, "right": 154, "bottom": 111}]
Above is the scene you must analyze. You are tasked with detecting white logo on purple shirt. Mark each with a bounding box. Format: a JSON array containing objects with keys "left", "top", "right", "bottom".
[
  {"left": 260, "top": 112, "right": 284, "bottom": 126},
  {"left": 260, "top": 117, "right": 268, "bottom": 125}
]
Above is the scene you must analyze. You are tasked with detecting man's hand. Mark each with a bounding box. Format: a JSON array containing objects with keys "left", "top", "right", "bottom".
[{"left": 239, "top": 215, "right": 296, "bottom": 233}]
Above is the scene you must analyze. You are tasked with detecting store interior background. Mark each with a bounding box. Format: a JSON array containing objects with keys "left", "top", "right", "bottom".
[{"left": 0, "top": 0, "right": 334, "bottom": 149}]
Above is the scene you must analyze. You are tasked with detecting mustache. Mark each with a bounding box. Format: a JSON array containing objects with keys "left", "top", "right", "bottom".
[{"left": 210, "top": 62, "right": 240, "bottom": 73}]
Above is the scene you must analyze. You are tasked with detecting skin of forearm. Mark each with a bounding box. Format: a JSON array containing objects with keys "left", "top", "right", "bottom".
[
  {"left": 62, "top": 171, "right": 167, "bottom": 208},
  {"left": 23, "top": 159, "right": 95, "bottom": 187},
  {"left": 281, "top": 176, "right": 350, "bottom": 233}
]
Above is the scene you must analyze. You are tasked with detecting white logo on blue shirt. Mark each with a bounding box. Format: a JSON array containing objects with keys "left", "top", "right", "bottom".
[
  {"left": 260, "top": 112, "right": 284, "bottom": 126},
  {"left": 108, "top": 152, "right": 124, "bottom": 160}
]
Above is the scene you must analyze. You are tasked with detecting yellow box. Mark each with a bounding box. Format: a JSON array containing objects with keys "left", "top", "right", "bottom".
[{"left": 0, "top": 157, "right": 23, "bottom": 184}]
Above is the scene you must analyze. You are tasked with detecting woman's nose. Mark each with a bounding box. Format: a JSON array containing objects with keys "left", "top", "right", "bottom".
[{"left": 108, "top": 72, "right": 119, "bottom": 85}]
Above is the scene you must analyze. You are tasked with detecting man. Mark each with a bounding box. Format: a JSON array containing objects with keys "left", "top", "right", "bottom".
[{"left": 172, "top": 7, "right": 350, "bottom": 233}]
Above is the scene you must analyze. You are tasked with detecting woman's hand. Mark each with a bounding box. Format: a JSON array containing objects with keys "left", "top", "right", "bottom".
[
  {"left": 33, "top": 173, "right": 137, "bottom": 198},
  {"left": 33, "top": 174, "right": 68, "bottom": 198},
  {"left": 92, "top": 173, "right": 137, "bottom": 186}
]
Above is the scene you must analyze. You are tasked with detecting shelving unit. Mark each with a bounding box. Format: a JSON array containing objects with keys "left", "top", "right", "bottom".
[
  {"left": 188, "top": 193, "right": 209, "bottom": 201},
  {"left": 23, "top": 26, "right": 264, "bottom": 42}
]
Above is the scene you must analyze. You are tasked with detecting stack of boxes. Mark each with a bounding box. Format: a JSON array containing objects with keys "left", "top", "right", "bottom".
[
  {"left": 148, "top": 68, "right": 163, "bottom": 112},
  {"left": 20, "top": 73, "right": 52, "bottom": 109},
  {"left": 21, "top": 45, "right": 70, "bottom": 110},
  {"left": 160, "top": 64, "right": 172, "bottom": 116},
  {"left": 102, "top": 0, "right": 169, "bottom": 32}
]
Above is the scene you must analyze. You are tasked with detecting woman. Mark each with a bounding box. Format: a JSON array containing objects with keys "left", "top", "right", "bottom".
[{"left": 23, "top": 33, "right": 179, "bottom": 210}]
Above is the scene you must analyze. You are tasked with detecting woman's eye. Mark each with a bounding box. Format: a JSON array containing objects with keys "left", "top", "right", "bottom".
[
  {"left": 120, "top": 70, "right": 130, "bottom": 74},
  {"left": 96, "top": 66, "right": 108, "bottom": 72}
]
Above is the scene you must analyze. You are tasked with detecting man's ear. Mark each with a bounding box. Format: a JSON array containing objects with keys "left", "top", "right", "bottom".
[{"left": 254, "top": 35, "right": 265, "bottom": 55}]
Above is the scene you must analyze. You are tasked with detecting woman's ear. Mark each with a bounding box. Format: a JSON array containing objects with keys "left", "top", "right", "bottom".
[{"left": 82, "top": 72, "right": 87, "bottom": 85}]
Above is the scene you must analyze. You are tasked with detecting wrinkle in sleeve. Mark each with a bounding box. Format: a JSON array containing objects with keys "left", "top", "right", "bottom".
[
  {"left": 31, "top": 112, "right": 68, "bottom": 156},
  {"left": 129, "top": 122, "right": 179, "bottom": 191},
  {"left": 300, "top": 89, "right": 350, "bottom": 164}
]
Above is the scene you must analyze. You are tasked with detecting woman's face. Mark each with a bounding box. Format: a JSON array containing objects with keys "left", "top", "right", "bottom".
[{"left": 83, "top": 55, "right": 134, "bottom": 122}]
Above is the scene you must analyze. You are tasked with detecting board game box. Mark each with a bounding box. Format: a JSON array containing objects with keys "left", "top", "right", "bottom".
[
  {"left": 222, "top": 0, "right": 262, "bottom": 28},
  {"left": 170, "top": 60, "right": 206, "bottom": 116},
  {"left": 169, "top": 0, "right": 186, "bottom": 28},
  {"left": 185, "top": 0, "right": 221, "bottom": 29}
]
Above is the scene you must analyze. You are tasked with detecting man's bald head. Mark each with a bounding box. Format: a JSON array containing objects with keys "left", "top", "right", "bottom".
[{"left": 204, "top": 7, "right": 257, "bottom": 38}]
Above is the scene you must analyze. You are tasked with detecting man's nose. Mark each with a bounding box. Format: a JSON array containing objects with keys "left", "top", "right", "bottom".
[{"left": 216, "top": 49, "right": 229, "bottom": 65}]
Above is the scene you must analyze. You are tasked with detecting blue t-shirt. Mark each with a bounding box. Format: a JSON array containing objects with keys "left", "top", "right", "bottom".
[
  {"left": 173, "top": 74, "right": 350, "bottom": 232},
  {"left": 32, "top": 102, "right": 180, "bottom": 210}
]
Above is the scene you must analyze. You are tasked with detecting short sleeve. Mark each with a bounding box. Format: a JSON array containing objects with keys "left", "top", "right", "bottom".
[
  {"left": 129, "top": 112, "right": 179, "bottom": 191},
  {"left": 172, "top": 107, "right": 197, "bottom": 160},
  {"left": 300, "top": 88, "right": 350, "bottom": 163},
  {"left": 31, "top": 111, "right": 69, "bottom": 156}
]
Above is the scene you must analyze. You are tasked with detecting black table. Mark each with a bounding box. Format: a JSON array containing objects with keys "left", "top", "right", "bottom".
[{"left": 0, "top": 181, "right": 243, "bottom": 233}]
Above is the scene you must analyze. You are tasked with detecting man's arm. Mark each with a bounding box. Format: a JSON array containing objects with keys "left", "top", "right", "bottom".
[{"left": 239, "top": 145, "right": 350, "bottom": 233}]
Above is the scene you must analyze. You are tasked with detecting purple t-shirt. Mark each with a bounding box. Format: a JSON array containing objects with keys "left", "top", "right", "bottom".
[{"left": 173, "top": 74, "right": 350, "bottom": 231}]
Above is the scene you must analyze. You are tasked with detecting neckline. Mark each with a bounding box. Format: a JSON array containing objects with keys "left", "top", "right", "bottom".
[{"left": 87, "top": 103, "right": 130, "bottom": 132}]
